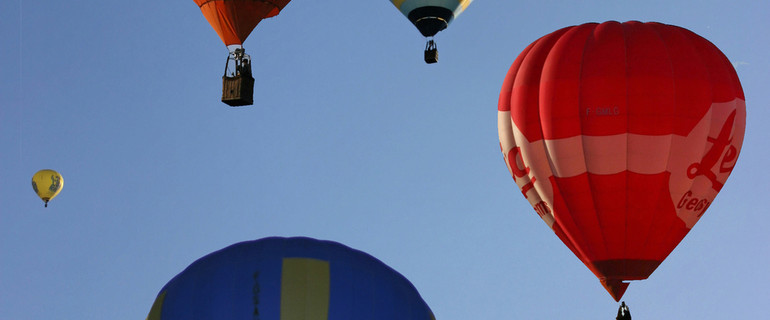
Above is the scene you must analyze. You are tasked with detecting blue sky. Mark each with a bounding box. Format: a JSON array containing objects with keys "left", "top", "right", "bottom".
[{"left": 1, "top": 1, "right": 768, "bottom": 319}]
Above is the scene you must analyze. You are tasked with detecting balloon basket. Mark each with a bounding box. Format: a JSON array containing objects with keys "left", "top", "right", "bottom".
[
  {"left": 424, "top": 39, "right": 438, "bottom": 64},
  {"left": 222, "top": 75, "right": 254, "bottom": 107},
  {"left": 221, "top": 48, "right": 255, "bottom": 106}
]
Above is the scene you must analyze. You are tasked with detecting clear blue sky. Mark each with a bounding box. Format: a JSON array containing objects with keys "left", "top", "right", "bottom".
[{"left": 1, "top": 1, "right": 768, "bottom": 319}]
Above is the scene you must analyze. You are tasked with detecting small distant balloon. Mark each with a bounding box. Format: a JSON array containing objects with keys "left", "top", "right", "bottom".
[{"left": 32, "top": 169, "right": 63, "bottom": 207}]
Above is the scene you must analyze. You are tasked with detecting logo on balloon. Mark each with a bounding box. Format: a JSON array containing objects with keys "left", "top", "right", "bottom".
[
  {"left": 585, "top": 106, "right": 621, "bottom": 116},
  {"left": 686, "top": 110, "right": 738, "bottom": 192},
  {"left": 49, "top": 175, "right": 62, "bottom": 192},
  {"left": 507, "top": 146, "right": 536, "bottom": 198},
  {"left": 507, "top": 147, "right": 553, "bottom": 219},
  {"left": 677, "top": 191, "right": 711, "bottom": 218},
  {"left": 252, "top": 271, "right": 261, "bottom": 319}
]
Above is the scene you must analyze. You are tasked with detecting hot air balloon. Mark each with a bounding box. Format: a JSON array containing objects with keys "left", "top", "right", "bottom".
[
  {"left": 147, "top": 237, "right": 436, "bottom": 320},
  {"left": 31, "top": 169, "right": 63, "bottom": 207},
  {"left": 194, "top": 0, "right": 291, "bottom": 106},
  {"left": 497, "top": 21, "right": 745, "bottom": 301},
  {"left": 390, "top": 0, "right": 473, "bottom": 63}
]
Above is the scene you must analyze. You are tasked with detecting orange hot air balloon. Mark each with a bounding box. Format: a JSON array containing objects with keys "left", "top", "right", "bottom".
[
  {"left": 193, "top": 0, "right": 291, "bottom": 106},
  {"left": 497, "top": 21, "right": 745, "bottom": 301},
  {"left": 194, "top": 0, "right": 290, "bottom": 48}
]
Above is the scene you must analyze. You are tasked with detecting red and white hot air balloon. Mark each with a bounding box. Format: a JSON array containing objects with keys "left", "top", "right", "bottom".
[{"left": 497, "top": 21, "right": 745, "bottom": 301}]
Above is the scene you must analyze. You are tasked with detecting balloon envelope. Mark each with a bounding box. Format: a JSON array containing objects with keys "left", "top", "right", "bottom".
[
  {"left": 147, "top": 237, "right": 435, "bottom": 320},
  {"left": 194, "top": 0, "right": 291, "bottom": 47},
  {"left": 497, "top": 21, "right": 745, "bottom": 301},
  {"left": 391, "top": 0, "right": 472, "bottom": 37},
  {"left": 31, "top": 169, "right": 63, "bottom": 207}
]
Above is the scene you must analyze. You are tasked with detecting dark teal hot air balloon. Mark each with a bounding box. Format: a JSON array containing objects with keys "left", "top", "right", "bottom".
[
  {"left": 147, "top": 237, "right": 436, "bottom": 320},
  {"left": 390, "top": 0, "right": 473, "bottom": 63}
]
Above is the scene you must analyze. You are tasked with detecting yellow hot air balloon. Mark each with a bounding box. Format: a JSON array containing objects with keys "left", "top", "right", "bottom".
[{"left": 31, "top": 169, "right": 63, "bottom": 207}]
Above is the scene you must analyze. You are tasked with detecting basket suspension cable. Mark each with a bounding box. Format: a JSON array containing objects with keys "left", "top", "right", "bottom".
[{"left": 223, "top": 54, "right": 231, "bottom": 77}]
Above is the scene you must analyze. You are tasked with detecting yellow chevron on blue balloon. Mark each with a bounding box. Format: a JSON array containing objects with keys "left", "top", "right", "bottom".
[
  {"left": 280, "top": 258, "right": 330, "bottom": 320},
  {"left": 145, "top": 290, "right": 166, "bottom": 320}
]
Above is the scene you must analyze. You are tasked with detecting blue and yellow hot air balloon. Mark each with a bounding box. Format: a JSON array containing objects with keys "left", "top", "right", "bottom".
[
  {"left": 147, "top": 237, "right": 436, "bottom": 320},
  {"left": 390, "top": 0, "right": 473, "bottom": 63},
  {"left": 31, "top": 169, "right": 63, "bottom": 207}
]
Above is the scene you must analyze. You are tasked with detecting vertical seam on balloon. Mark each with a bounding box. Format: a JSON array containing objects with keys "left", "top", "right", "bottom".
[
  {"left": 545, "top": 25, "right": 600, "bottom": 261},
  {"left": 661, "top": 28, "right": 700, "bottom": 261},
  {"left": 529, "top": 28, "right": 576, "bottom": 240},
  {"left": 535, "top": 34, "right": 557, "bottom": 215},
  {"left": 549, "top": 23, "right": 599, "bottom": 261},
  {"left": 652, "top": 23, "right": 674, "bottom": 260},
  {"left": 635, "top": 22, "right": 663, "bottom": 261},
  {"left": 634, "top": 22, "right": 676, "bottom": 265},
  {"left": 224, "top": 2, "right": 240, "bottom": 45},
  {"left": 621, "top": 21, "right": 631, "bottom": 276},
  {"left": 654, "top": 24, "right": 703, "bottom": 264},
  {"left": 580, "top": 23, "right": 610, "bottom": 260},
  {"left": 515, "top": 35, "right": 553, "bottom": 223},
  {"left": 663, "top": 27, "right": 713, "bottom": 236}
]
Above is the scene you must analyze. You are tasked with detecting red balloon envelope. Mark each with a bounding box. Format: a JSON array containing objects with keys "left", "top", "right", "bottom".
[
  {"left": 497, "top": 21, "right": 745, "bottom": 301},
  {"left": 194, "top": 0, "right": 291, "bottom": 47}
]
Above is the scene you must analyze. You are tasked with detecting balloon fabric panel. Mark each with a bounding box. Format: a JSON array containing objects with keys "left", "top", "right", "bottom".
[
  {"left": 280, "top": 258, "right": 330, "bottom": 320},
  {"left": 194, "top": 0, "right": 290, "bottom": 46},
  {"left": 497, "top": 21, "right": 745, "bottom": 301}
]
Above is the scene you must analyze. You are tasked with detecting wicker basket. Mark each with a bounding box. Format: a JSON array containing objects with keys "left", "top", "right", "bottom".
[{"left": 222, "top": 74, "right": 255, "bottom": 106}]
